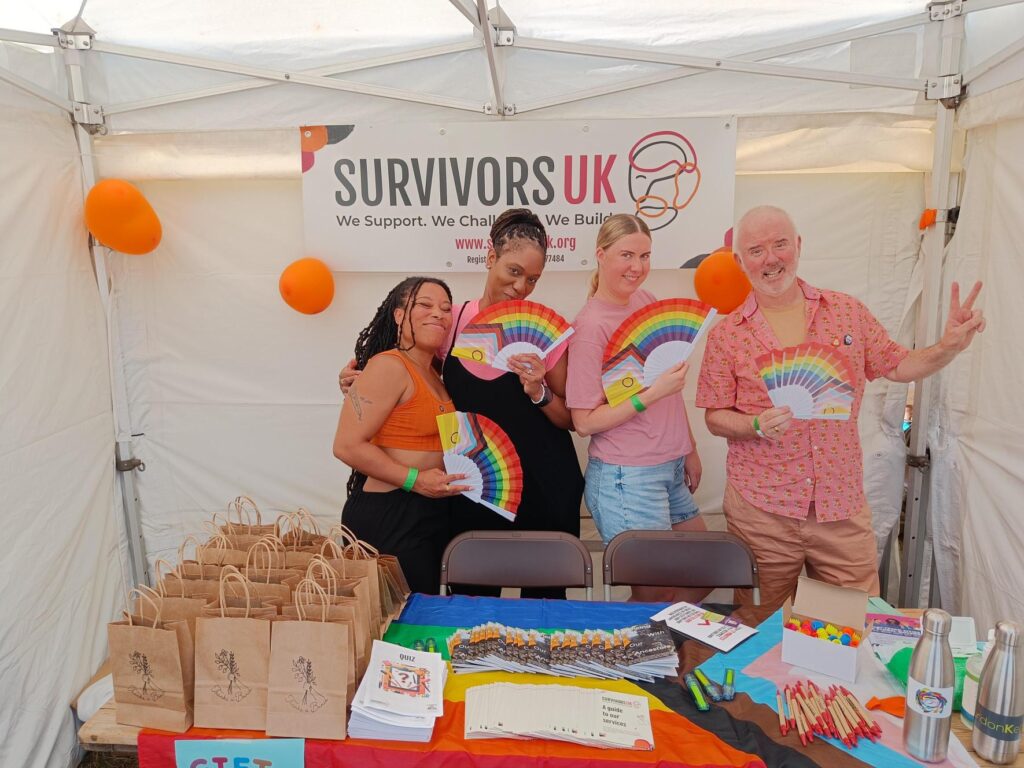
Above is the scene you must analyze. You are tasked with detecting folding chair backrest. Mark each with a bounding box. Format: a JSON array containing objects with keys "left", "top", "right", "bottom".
[
  {"left": 440, "top": 531, "right": 593, "bottom": 599},
  {"left": 603, "top": 531, "right": 760, "bottom": 604}
]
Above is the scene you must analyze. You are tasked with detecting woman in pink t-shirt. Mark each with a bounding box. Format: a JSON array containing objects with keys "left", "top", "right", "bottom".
[{"left": 565, "top": 214, "right": 707, "bottom": 603}]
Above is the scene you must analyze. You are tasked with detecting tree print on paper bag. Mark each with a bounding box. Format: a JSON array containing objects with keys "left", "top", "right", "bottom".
[
  {"left": 213, "top": 649, "right": 251, "bottom": 702},
  {"left": 286, "top": 656, "right": 327, "bottom": 713},
  {"left": 128, "top": 651, "right": 164, "bottom": 701}
]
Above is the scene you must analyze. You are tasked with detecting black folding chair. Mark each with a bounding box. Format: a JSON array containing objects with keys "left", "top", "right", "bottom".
[
  {"left": 603, "top": 530, "right": 760, "bottom": 604},
  {"left": 440, "top": 531, "right": 594, "bottom": 599}
]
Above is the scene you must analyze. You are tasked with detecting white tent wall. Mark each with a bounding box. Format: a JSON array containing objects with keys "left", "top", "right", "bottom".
[
  {"left": 0, "top": 85, "right": 125, "bottom": 766},
  {"left": 925, "top": 90, "right": 1024, "bottom": 630}
]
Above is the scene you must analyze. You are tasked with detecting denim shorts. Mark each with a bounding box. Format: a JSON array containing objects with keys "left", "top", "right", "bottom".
[{"left": 584, "top": 455, "right": 700, "bottom": 545}]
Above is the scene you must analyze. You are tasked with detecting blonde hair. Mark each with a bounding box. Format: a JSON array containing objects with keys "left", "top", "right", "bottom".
[{"left": 588, "top": 214, "right": 652, "bottom": 297}]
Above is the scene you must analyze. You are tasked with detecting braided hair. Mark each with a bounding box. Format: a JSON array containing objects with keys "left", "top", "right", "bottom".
[
  {"left": 489, "top": 208, "right": 547, "bottom": 257},
  {"left": 346, "top": 276, "right": 453, "bottom": 497}
]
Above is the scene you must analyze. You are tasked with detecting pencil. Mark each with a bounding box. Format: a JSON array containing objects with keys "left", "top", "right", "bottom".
[{"left": 776, "top": 689, "right": 788, "bottom": 736}]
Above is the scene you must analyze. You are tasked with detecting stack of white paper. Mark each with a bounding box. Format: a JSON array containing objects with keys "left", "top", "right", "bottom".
[
  {"left": 349, "top": 640, "right": 448, "bottom": 742},
  {"left": 448, "top": 622, "right": 677, "bottom": 681},
  {"left": 465, "top": 683, "right": 655, "bottom": 750}
]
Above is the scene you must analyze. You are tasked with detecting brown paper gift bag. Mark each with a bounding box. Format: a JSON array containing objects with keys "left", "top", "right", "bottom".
[
  {"left": 108, "top": 589, "right": 195, "bottom": 732},
  {"left": 322, "top": 541, "right": 387, "bottom": 637},
  {"left": 336, "top": 524, "right": 409, "bottom": 609},
  {"left": 193, "top": 570, "right": 271, "bottom": 730},
  {"left": 282, "top": 583, "right": 357, "bottom": 703},
  {"left": 266, "top": 580, "right": 350, "bottom": 739},
  {"left": 219, "top": 495, "right": 278, "bottom": 537},
  {"left": 132, "top": 564, "right": 208, "bottom": 636},
  {"left": 193, "top": 530, "right": 249, "bottom": 569},
  {"left": 278, "top": 508, "right": 328, "bottom": 550},
  {"left": 200, "top": 568, "right": 280, "bottom": 619}
]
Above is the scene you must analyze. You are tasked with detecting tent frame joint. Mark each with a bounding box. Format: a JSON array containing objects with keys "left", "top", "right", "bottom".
[
  {"left": 925, "top": 74, "right": 963, "bottom": 102},
  {"left": 52, "top": 28, "right": 93, "bottom": 50},
  {"left": 487, "top": 3, "right": 517, "bottom": 46},
  {"left": 906, "top": 450, "right": 931, "bottom": 470},
  {"left": 928, "top": 0, "right": 964, "bottom": 21},
  {"left": 72, "top": 101, "right": 106, "bottom": 132},
  {"left": 115, "top": 457, "right": 146, "bottom": 473}
]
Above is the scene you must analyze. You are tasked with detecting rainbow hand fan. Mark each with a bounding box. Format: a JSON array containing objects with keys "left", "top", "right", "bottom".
[
  {"left": 436, "top": 411, "right": 523, "bottom": 521},
  {"left": 451, "top": 299, "right": 574, "bottom": 373},
  {"left": 754, "top": 342, "right": 855, "bottom": 420},
  {"left": 601, "top": 298, "right": 717, "bottom": 407}
]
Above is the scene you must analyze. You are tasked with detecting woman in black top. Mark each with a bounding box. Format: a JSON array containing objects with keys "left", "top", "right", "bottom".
[{"left": 341, "top": 209, "right": 583, "bottom": 598}]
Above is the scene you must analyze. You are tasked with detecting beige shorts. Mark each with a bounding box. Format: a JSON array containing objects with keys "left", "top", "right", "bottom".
[{"left": 722, "top": 483, "right": 880, "bottom": 609}]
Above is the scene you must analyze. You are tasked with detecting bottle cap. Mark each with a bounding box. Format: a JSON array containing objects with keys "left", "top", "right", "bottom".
[
  {"left": 994, "top": 620, "right": 1021, "bottom": 648},
  {"left": 922, "top": 608, "right": 952, "bottom": 635}
]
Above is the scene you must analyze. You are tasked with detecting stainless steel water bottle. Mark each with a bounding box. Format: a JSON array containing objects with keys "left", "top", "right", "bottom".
[
  {"left": 972, "top": 621, "right": 1023, "bottom": 764},
  {"left": 903, "top": 608, "right": 955, "bottom": 762}
]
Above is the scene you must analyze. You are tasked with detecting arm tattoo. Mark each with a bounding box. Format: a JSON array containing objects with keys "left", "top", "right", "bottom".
[{"left": 349, "top": 383, "right": 373, "bottom": 422}]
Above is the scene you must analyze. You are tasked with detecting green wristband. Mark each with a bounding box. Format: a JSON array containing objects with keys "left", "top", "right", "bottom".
[
  {"left": 401, "top": 467, "right": 419, "bottom": 492},
  {"left": 630, "top": 394, "right": 647, "bottom": 413},
  {"left": 752, "top": 415, "right": 767, "bottom": 438}
]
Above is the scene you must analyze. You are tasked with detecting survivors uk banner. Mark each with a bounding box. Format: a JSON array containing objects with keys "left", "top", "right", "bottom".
[{"left": 300, "top": 119, "right": 736, "bottom": 271}]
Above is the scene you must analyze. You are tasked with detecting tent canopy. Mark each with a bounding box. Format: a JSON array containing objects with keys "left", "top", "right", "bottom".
[{"left": 2, "top": 3, "right": 1023, "bottom": 767}]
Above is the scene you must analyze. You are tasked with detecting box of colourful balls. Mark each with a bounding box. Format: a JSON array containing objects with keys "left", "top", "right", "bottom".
[{"left": 781, "top": 576, "right": 868, "bottom": 682}]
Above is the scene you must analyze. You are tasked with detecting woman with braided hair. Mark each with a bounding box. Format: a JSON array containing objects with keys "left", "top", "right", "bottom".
[
  {"left": 340, "top": 209, "right": 584, "bottom": 598},
  {"left": 333, "top": 276, "right": 469, "bottom": 595}
]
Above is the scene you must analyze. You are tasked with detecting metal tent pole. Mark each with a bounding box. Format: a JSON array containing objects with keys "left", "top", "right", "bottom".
[
  {"left": 898, "top": 0, "right": 965, "bottom": 608},
  {"left": 53, "top": 18, "right": 149, "bottom": 588}
]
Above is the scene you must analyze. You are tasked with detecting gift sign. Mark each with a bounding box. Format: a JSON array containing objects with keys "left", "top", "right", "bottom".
[{"left": 174, "top": 738, "right": 304, "bottom": 767}]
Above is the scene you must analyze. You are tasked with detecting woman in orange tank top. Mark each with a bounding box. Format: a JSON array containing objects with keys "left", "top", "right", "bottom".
[{"left": 333, "top": 277, "right": 469, "bottom": 594}]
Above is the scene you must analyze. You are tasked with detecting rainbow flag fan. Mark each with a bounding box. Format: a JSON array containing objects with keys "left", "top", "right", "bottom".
[
  {"left": 601, "top": 298, "right": 717, "bottom": 407},
  {"left": 436, "top": 411, "right": 523, "bottom": 521},
  {"left": 451, "top": 300, "right": 574, "bottom": 373},
  {"left": 754, "top": 342, "right": 855, "bottom": 420}
]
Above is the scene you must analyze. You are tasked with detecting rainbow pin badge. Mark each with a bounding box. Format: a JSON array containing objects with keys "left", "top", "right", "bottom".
[
  {"left": 754, "top": 342, "right": 855, "bottom": 420},
  {"left": 436, "top": 411, "right": 523, "bottom": 521},
  {"left": 600, "top": 298, "right": 717, "bottom": 407},
  {"left": 451, "top": 299, "right": 574, "bottom": 372}
]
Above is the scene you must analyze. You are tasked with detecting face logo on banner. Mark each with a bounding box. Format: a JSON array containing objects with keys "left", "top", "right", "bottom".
[{"left": 628, "top": 131, "right": 701, "bottom": 231}]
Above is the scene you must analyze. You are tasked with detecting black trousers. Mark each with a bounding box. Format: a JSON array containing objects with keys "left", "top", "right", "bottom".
[{"left": 342, "top": 489, "right": 452, "bottom": 596}]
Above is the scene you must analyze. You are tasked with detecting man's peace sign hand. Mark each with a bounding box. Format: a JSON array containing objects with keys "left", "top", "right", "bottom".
[{"left": 940, "top": 281, "right": 986, "bottom": 354}]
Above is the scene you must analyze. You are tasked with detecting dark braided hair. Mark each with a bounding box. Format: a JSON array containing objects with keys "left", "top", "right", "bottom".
[
  {"left": 346, "top": 276, "right": 453, "bottom": 497},
  {"left": 489, "top": 208, "right": 547, "bottom": 257}
]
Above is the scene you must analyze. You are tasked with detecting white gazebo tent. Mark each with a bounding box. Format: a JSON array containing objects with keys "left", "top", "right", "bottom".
[{"left": 1, "top": 2, "right": 1022, "bottom": 765}]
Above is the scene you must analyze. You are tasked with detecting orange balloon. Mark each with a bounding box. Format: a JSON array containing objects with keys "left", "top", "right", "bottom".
[
  {"left": 279, "top": 258, "right": 335, "bottom": 314},
  {"left": 694, "top": 249, "right": 752, "bottom": 314},
  {"left": 300, "top": 125, "right": 328, "bottom": 153},
  {"left": 84, "top": 179, "right": 162, "bottom": 255}
]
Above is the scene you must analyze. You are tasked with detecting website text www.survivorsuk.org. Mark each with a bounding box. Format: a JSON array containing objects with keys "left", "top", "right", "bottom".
[{"left": 335, "top": 211, "right": 580, "bottom": 264}]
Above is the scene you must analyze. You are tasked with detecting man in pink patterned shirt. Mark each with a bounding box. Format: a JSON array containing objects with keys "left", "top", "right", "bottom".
[{"left": 696, "top": 205, "right": 986, "bottom": 608}]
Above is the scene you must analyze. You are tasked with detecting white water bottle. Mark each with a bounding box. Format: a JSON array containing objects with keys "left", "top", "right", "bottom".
[{"left": 903, "top": 608, "right": 955, "bottom": 762}]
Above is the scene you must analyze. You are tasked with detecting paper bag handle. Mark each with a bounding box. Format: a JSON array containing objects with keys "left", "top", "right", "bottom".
[
  {"left": 126, "top": 587, "right": 162, "bottom": 627},
  {"left": 153, "top": 559, "right": 184, "bottom": 597},
  {"left": 305, "top": 555, "right": 339, "bottom": 594},
  {"left": 177, "top": 534, "right": 205, "bottom": 568},
  {"left": 294, "top": 578, "right": 330, "bottom": 623},
  {"left": 218, "top": 566, "right": 252, "bottom": 618}
]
